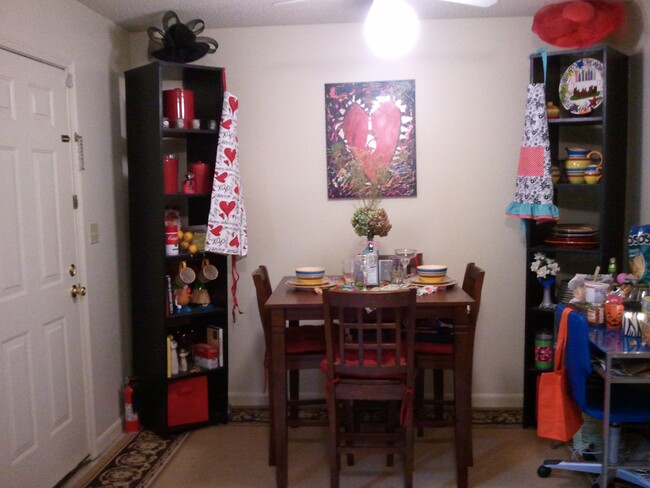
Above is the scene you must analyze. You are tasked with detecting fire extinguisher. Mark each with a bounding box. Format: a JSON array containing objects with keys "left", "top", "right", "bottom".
[{"left": 124, "top": 376, "right": 140, "bottom": 433}]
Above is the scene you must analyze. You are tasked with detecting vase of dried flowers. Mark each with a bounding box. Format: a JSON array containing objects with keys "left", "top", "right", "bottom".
[{"left": 350, "top": 166, "right": 392, "bottom": 248}]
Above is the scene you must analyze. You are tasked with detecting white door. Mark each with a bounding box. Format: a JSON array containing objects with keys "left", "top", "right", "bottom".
[{"left": 0, "top": 48, "right": 88, "bottom": 487}]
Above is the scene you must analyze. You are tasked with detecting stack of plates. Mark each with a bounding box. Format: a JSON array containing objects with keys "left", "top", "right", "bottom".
[
  {"left": 545, "top": 224, "right": 599, "bottom": 249},
  {"left": 557, "top": 279, "right": 574, "bottom": 304}
]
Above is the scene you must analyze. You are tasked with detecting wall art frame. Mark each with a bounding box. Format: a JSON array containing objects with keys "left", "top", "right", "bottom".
[{"left": 325, "top": 79, "right": 416, "bottom": 199}]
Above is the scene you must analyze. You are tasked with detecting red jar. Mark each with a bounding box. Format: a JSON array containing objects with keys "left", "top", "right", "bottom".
[
  {"left": 163, "top": 89, "right": 195, "bottom": 125},
  {"left": 163, "top": 154, "right": 179, "bottom": 194},
  {"left": 188, "top": 161, "right": 212, "bottom": 194}
]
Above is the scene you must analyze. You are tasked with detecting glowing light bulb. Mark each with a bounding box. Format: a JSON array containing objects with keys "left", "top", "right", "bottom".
[{"left": 364, "top": 0, "right": 420, "bottom": 59}]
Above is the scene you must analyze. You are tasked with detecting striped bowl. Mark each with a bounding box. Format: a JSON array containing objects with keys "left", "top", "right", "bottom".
[
  {"left": 417, "top": 265, "right": 447, "bottom": 283},
  {"left": 295, "top": 267, "right": 325, "bottom": 284}
]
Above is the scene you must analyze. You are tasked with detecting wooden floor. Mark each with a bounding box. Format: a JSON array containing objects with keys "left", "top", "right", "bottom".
[{"left": 151, "top": 424, "right": 589, "bottom": 487}]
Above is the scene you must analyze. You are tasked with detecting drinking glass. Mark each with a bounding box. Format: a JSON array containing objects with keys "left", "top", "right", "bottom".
[
  {"left": 342, "top": 259, "right": 355, "bottom": 286},
  {"left": 355, "top": 254, "right": 378, "bottom": 290},
  {"left": 393, "top": 248, "right": 417, "bottom": 284}
]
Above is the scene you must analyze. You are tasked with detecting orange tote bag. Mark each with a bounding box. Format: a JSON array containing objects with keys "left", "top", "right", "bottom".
[{"left": 537, "top": 307, "right": 583, "bottom": 442}]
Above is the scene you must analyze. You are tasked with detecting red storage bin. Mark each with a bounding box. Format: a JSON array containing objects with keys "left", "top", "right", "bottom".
[{"left": 168, "top": 376, "right": 208, "bottom": 427}]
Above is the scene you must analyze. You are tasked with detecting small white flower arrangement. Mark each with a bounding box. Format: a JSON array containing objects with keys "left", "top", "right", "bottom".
[{"left": 530, "top": 252, "right": 560, "bottom": 280}]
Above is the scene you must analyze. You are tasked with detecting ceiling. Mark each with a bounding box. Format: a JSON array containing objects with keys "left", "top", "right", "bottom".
[{"left": 74, "top": 0, "right": 565, "bottom": 33}]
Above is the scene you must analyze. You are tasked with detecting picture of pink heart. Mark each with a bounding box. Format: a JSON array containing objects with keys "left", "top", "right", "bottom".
[
  {"left": 221, "top": 119, "right": 232, "bottom": 130},
  {"left": 219, "top": 200, "right": 236, "bottom": 217},
  {"left": 324, "top": 80, "right": 416, "bottom": 199},
  {"left": 234, "top": 186, "right": 240, "bottom": 195},
  {"left": 342, "top": 101, "right": 401, "bottom": 182},
  {"left": 210, "top": 225, "right": 223, "bottom": 237},
  {"left": 229, "top": 235, "right": 239, "bottom": 247},
  {"left": 215, "top": 171, "right": 228, "bottom": 183}
]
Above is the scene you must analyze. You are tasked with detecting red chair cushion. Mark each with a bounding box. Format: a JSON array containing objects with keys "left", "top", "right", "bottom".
[
  {"left": 320, "top": 349, "right": 406, "bottom": 379},
  {"left": 414, "top": 341, "right": 453, "bottom": 355},
  {"left": 286, "top": 325, "right": 325, "bottom": 354}
]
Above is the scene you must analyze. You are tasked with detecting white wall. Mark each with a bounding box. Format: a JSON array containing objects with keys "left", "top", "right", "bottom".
[
  {"left": 131, "top": 17, "right": 547, "bottom": 408},
  {"left": 3, "top": 5, "right": 648, "bottom": 471},
  {"left": 1, "top": 0, "right": 131, "bottom": 456}
]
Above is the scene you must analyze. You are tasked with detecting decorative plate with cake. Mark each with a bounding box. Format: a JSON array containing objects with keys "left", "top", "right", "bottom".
[{"left": 559, "top": 58, "right": 604, "bottom": 115}]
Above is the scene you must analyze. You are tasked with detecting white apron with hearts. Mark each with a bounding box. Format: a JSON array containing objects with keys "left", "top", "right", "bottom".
[{"left": 206, "top": 91, "right": 248, "bottom": 320}]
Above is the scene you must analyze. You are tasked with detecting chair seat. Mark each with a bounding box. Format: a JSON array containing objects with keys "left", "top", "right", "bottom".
[
  {"left": 414, "top": 342, "right": 453, "bottom": 355},
  {"left": 286, "top": 325, "right": 325, "bottom": 354},
  {"left": 320, "top": 351, "right": 406, "bottom": 376},
  {"left": 583, "top": 380, "right": 650, "bottom": 423}
]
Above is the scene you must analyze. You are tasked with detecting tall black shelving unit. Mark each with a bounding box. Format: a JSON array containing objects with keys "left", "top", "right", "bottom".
[
  {"left": 125, "top": 61, "right": 229, "bottom": 436},
  {"left": 522, "top": 46, "right": 628, "bottom": 427}
]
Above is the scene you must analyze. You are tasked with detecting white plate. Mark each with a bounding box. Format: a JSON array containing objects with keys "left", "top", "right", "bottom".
[{"left": 559, "top": 58, "right": 604, "bottom": 115}]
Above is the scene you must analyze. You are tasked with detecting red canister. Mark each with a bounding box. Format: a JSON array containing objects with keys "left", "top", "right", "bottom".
[
  {"left": 165, "top": 225, "right": 179, "bottom": 256},
  {"left": 163, "top": 154, "right": 179, "bottom": 194},
  {"left": 188, "top": 161, "right": 212, "bottom": 194},
  {"left": 163, "top": 89, "right": 195, "bottom": 124}
]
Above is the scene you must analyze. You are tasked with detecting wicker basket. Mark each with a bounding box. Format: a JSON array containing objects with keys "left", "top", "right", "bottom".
[{"left": 572, "top": 413, "right": 603, "bottom": 455}]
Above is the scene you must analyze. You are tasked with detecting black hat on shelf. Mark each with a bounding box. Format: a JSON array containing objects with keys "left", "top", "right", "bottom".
[{"left": 148, "top": 11, "right": 218, "bottom": 64}]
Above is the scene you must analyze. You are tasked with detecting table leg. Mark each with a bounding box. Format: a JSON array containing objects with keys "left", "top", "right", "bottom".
[
  {"left": 271, "top": 308, "right": 288, "bottom": 488},
  {"left": 453, "top": 305, "right": 471, "bottom": 488},
  {"left": 288, "top": 320, "right": 300, "bottom": 423}
]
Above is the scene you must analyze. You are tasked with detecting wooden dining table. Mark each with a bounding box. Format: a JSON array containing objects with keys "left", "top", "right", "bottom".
[{"left": 265, "top": 276, "right": 476, "bottom": 488}]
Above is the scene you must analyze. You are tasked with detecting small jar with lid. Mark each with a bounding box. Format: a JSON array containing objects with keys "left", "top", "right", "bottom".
[
  {"left": 546, "top": 101, "right": 560, "bottom": 119},
  {"left": 605, "top": 292, "right": 624, "bottom": 329}
]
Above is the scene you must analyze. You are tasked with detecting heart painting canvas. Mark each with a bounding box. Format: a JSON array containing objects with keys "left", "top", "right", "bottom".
[{"left": 325, "top": 79, "right": 416, "bottom": 199}]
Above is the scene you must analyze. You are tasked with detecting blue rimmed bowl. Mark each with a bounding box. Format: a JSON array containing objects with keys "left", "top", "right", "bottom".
[
  {"left": 295, "top": 267, "right": 325, "bottom": 284},
  {"left": 417, "top": 265, "right": 447, "bottom": 283}
]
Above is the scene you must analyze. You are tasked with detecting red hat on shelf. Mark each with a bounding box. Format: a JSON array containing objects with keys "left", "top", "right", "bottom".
[{"left": 532, "top": 0, "right": 626, "bottom": 49}]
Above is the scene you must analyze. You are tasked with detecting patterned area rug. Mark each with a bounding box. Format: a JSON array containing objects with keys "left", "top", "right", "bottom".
[
  {"left": 229, "top": 406, "right": 523, "bottom": 426},
  {"left": 77, "top": 429, "right": 189, "bottom": 488},
  {"left": 77, "top": 407, "right": 522, "bottom": 487}
]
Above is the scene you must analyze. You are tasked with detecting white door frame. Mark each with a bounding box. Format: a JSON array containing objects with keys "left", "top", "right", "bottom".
[{"left": 0, "top": 34, "right": 96, "bottom": 457}]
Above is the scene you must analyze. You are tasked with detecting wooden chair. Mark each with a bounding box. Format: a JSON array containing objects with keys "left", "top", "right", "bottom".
[
  {"left": 252, "top": 265, "right": 326, "bottom": 466},
  {"left": 321, "top": 288, "right": 417, "bottom": 488},
  {"left": 414, "top": 262, "right": 485, "bottom": 466}
]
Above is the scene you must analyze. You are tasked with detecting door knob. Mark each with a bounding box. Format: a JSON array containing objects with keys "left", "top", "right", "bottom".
[{"left": 70, "top": 284, "right": 87, "bottom": 297}]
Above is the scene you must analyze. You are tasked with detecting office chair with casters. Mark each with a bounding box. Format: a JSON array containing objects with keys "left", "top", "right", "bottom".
[
  {"left": 413, "top": 262, "right": 485, "bottom": 464},
  {"left": 538, "top": 304, "right": 650, "bottom": 488},
  {"left": 321, "top": 288, "right": 417, "bottom": 488},
  {"left": 252, "top": 265, "right": 326, "bottom": 466}
]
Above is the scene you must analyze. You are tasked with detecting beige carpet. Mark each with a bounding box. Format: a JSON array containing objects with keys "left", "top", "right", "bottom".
[{"left": 151, "top": 423, "right": 589, "bottom": 487}]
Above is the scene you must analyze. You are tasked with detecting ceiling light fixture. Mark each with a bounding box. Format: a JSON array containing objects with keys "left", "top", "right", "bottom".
[
  {"left": 445, "top": 0, "right": 497, "bottom": 6},
  {"left": 364, "top": 0, "right": 420, "bottom": 60}
]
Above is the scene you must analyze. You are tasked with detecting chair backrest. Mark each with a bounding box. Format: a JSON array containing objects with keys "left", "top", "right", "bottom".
[
  {"left": 322, "top": 288, "right": 417, "bottom": 382},
  {"left": 462, "top": 262, "right": 485, "bottom": 326},
  {"left": 556, "top": 304, "right": 592, "bottom": 412},
  {"left": 252, "top": 265, "right": 272, "bottom": 349}
]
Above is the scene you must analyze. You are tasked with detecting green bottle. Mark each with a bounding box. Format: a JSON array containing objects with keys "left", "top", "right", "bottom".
[{"left": 608, "top": 257, "right": 617, "bottom": 275}]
